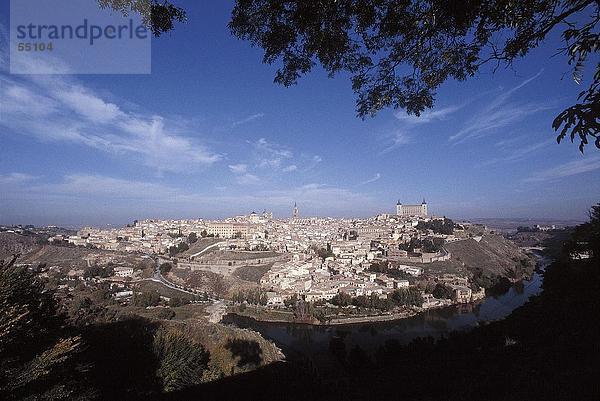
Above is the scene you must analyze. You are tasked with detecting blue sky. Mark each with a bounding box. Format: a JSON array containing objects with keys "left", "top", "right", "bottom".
[{"left": 1, "top": 1, "right": 599, "bottom": 226}]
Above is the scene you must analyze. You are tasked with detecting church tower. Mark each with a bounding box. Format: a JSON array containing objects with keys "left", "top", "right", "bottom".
[
  {"left": 421, "top": 198, "right": 428, "bottom": 216},
  {"left": 292, "top": 202, "right": 299, "bottom": 219},
  {"left": 396, "top": 200, "right": 402, "bottom": 216}
]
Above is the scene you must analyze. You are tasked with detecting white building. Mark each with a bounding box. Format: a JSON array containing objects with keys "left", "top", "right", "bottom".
[
  {"left": 114, "top": 266, "right": 134, "bottom": 278},
  {"left": 396, "top": 199, "right": 428, "bottom": 217}
]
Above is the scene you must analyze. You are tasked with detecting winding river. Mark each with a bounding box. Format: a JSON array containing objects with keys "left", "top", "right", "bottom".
[{"left": 223, "top": 253, "right": 550, "bottom": 362}]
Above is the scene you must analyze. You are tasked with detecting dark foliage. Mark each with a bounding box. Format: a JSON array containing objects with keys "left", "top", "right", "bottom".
[
  {"left": 83, "top": 264, "right": 114, "bottom": 279},
  {"left": 153, "top": 327, "right": 209, "bottom": 392},
  {"left": 432, "top": 283, "right": 453, "bottom": 299},
  {"left": 417, "top": 217, "right": 455, "bottom": 235},
  {"left": 168, "top": 242, "right": 189, "bottom": 257},
  {"left": 368, "top": 260, "right": 412, "bottom": 280},
  {"left": 225, "top": 339, "right": 263, "bottom": 368},
  {"left": 97, "top": 0, "right": 187, "bottom": 37},
  {"left": 133, "top": 289, "right": 161, "bottom": 307},
  {"left": 160, "top": 262, "right": 172, "bottom": 275},
  {"left": 0, "top": 256, "right": 87, "bottom": 400}
]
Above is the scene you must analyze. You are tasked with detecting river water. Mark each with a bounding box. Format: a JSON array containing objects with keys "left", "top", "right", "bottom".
[{"left": 223, "top": 254, "right": 550, "bottom": 361}]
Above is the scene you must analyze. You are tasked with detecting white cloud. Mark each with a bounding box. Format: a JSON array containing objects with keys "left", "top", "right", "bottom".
[
  {"left": 300, "top": 155, "right": 322, "bottom": 172},
  {"left": 54, "top": 85, "right": 125, "bottom": 123},
  {"left": 395, "top": 104, "right": 463, "bottom": 124},
  {"left": 380, "top": 131, "right": 412, "bottom": 154},
  {"left": 0, "top": 173, "right": 37, "bottom": 185},
  {"left": 0, "top": 73, "right": 221, "bottom": 173},
  {"left": 449, "top": 71, "right": 549, "bottom": 143},
  {"left": 232, "top": 113, "right": 265, "bottom": 127},
  {"left": 382, "top": 102, "right": 464, "bottom": 154},
  {"left": 254, "top": 137, "right": 293, "bottom": 158},
  {"left": 282, "top": 165, "right": 298, "bottom": 172},
  {"left": 11, "top": 173, "right": 374, "bottom": 216},
  {"left": 228, "top": 164, "right": 248, "bottom": 174},
  {"left": 480, "top": 139, "right": 553, "bottom": 166},
  {"left": 359, "top": 173, "right": 381, "bottom": 185},
  {"left": 41, "top": 174, "right": 180, "bottom": 199},
  {"left": 523, "top": 155, "right": 600, "bottom": 183},
  {"left": 235, "top": 173, "right": 260, "bottom": 185}
]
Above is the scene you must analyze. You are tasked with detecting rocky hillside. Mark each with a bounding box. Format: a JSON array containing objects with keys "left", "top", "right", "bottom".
[
  {"left": 0, "top": 232, "right": 41, "bottom": 260},
  {"left": 445, "top": 234, "right": 535, "bottom": 279}
]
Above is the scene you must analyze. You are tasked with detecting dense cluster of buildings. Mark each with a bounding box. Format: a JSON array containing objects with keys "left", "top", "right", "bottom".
[{"left": 49, "top": 199, "right": 486, "bottom": 308}]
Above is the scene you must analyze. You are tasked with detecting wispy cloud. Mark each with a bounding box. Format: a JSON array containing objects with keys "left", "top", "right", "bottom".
[
  {"left": 36, "top": 174, "right": 180, "bottom": 199},
  {"left": 359, "top": 173, "right": 381, "bottom": 185},
  {"left": 449, "top": 71, "right": 548, "bottom": 144},
  {"left": 480, "top": 139, "right": 553, "bottom": 166},
  {"left": 380, "top": 131, "right": 412, "bottom": 154},
  {"left": 523, "top": 155, "right": 600, "bottom": 183},
  {"left": 395, "top": 104, "right": 464, "bottom": 124},
  {"left": 255, "top": 137, "right": 292, "bottom": 157},
  {"left": 228, "top": 164, "right": 248, "bottom": 174},
  {"left": 381, "top": 103, "right": 464, "bottom": 154},
  {"left": 228, "top": 163, "right": 260, "bottom": 185},
  {"left": 0, "top": 72, "right": 221, "bottom": 173},
  {"left": 4, "top": 173, "right": 375, "bottom": 218},
  {"left": 232, "top": 113, "right": 265, "bottom": 128},
  {"left": 227, "top": 138, "right": 321, "bottom": 184},
  {"left": 235, "top": 173, "right": 260, "bottom": 185},
  {"left": 0, "top": 173, "right": 37, "bottom": 185}
]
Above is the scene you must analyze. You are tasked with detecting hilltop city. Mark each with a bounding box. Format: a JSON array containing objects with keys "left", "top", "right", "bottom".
[{"left": 2, "top": 199, "right": 548, "bottom": 326}]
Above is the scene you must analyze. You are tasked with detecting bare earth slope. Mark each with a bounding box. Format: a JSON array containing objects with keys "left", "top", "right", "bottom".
[
  {"left": 0, "top": 232, "right": 40, "bottom": 260},
  {"left": 445, "top": 234, "right": 534, "bottom": 277}
]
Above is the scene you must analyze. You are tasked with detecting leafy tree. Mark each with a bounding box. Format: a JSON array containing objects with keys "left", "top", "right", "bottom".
[
  {"left": 368, "top": 262, "right": 412, "bottom": 280},
  {"left": 398, "top": 237, "right": 424, "bottom": 253},
  {"left": 230, "top": 0, "right": 600, "bottom": 151},
  {"left": 331, "top": 291, "right": 353, "bottom": 307},
  {"left": 422, "top": 238, "right": 445, "bottom": 253},
  {"left": 133, "top": 290, "right": 161, "bottom": 307},
  {"left": 417, "top": 218, "right": 455, "bottom": 235},
  {"left": 432, "top": 283, "right": 453, "bottom": 299},
  {"left": 0, "top": 256, "right": 83, "bottom": 400},
  {"left": 152, "top": 327, "right": 209, "bottom": 392},
  {"left": 67, "top": 294, "right": 108, "bottom": 326},
  {"left": 316, "top": 243, "right": 335, "bottom": 261},
  {"left": 168, "top": 296, "right": 186, "bottom": 307},
  {"left": 83, "top": 264, "right": 114, "bottom": 279},
  {"left": 160, "top": 262, "right": 172, "bottom": 275},
  {"left": 168, "top": 242, "right": 189, "bottom": 257},
  {"left": 284, "top": 293, "right": 299, "bottom": 308},
  {"left": 352, "top": 295, "right": 371, "bottom": 308},
  {"left": 565, "top": 203, "right": 600, "bottom": 259},
  {"left": 390, "top": 287, "right": 424, "bottom": 307},
  {"left": 188, "top": 232, "right": 198, "bottom": 244},
  {"left": 153, "top": 308, "right": 175, "bottom": 320},
  {"left": 98, "top": 0, "right": 187, "bottom": 37}
]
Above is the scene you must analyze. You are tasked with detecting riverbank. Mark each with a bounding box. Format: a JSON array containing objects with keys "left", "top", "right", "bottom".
[
  {"left": 226, "top": 307, "right": 420, "bottom": 326},
  {"left": 227, "top": 251, "right": 548, "bottom": 327}
]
